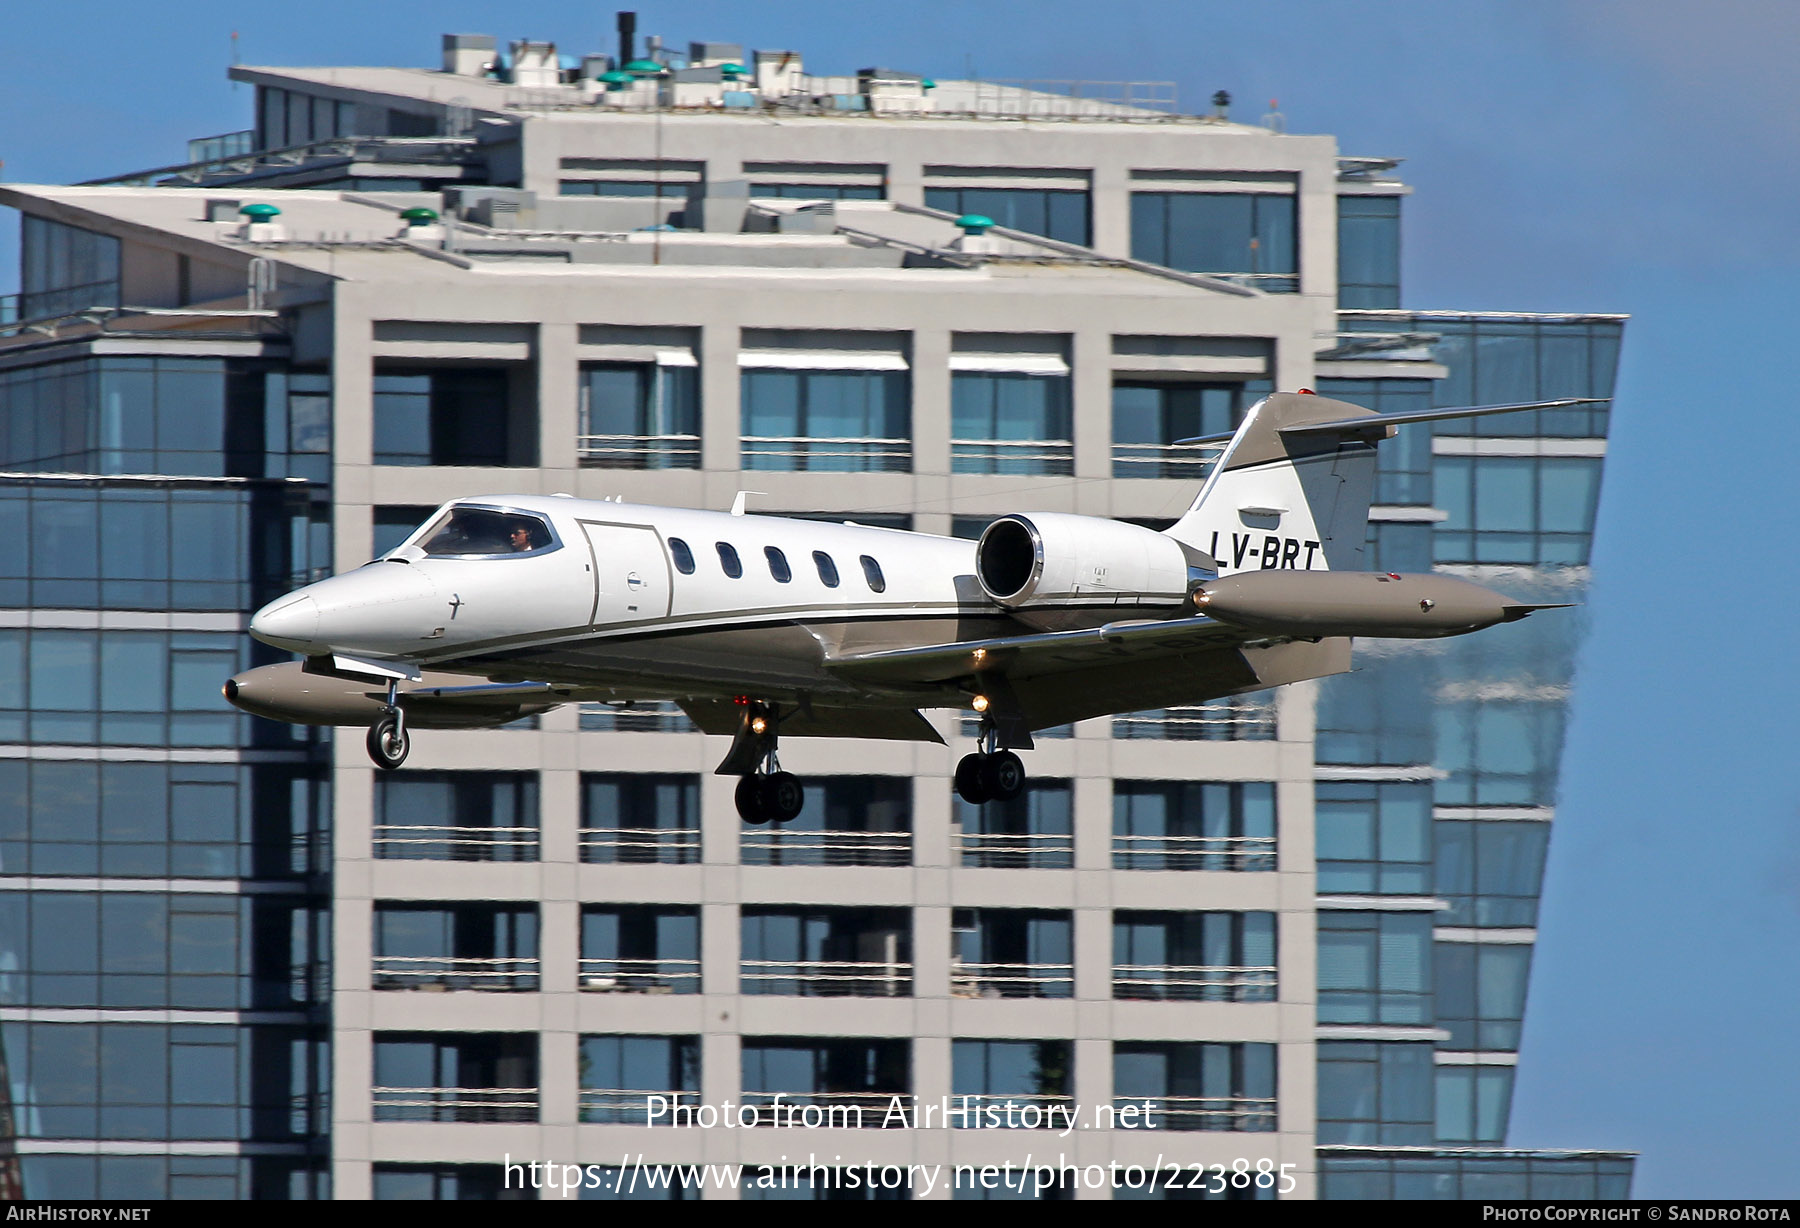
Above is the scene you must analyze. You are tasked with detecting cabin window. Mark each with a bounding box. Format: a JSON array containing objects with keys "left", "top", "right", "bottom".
[
  {"left": 716, "top": 542, "right": 743, "bottom": 578},
  {"left": 669, "top": 537, "right": 695, "bottom": 575},
  {"left": 813, "top": 551, "right": 840, "bottom": 588},
  {"left": 860, "top": 555, "right": 886, "bottom": 593},
  {"left": 764, "top": 546, "right": 792, "bottom": 583}
]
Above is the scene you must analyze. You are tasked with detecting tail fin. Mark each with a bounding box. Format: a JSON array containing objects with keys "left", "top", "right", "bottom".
[{"left": 1166, "top": 392, "right": 1385, "bottom": 575}]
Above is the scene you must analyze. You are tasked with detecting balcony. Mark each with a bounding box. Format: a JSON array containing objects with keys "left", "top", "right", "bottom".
[
  {"left": 955, "top": 782, "right": 1073, "bottom": 869},
  {"left": 742, "top": 908, "right": 910, "bottom": 997},
  {"left": 1115, "top": 1094, "right": 1277, "bottom": 1132},
  {"left": 577, "top": 432, "right": 701, "bottom": 469},
  {"left": 1113, "top": 698, "right": 1275, "bottom": 741},
  {"left": 372, "top": 823, "right": 539, "bottom": 861},
  {"left": 736, "top": 1090, "right": 908, "bottom": 1127},
  {"left": 372, "top": 955, "right": 540, "bottom": 993},
  {"left": 577, "top": 956, "right": 701, "bottom": 994},
  {"left": 581, "top": 904, "right": 701, "bottom": 994},
  {"left": 739, "top": 957, "right": 911, "bottom": 998},
  {"left": 579, "top": 701, "right": 698, "bottom": 732},
  {"left": 949, "top": 438, "right": 1073, "bottom": 476},
  {"left": 951, "top": 961, "right": 1074, "bottom": 999},
  {"left": 953, "top": 909, "right": 1072, "bottom": 998},
  {"left": 741, "top": 434, "right": 912, "bottom": 473},
  {"left": 372, "top": 1086, "right": 538, "bottom": 1124},
  {"left": 954, "top": 1093, "right": 1076, "bottom": 1127},
  {"left": 579, "top": 827, "right": 702, "bottom": 864},
  {"left": 1110, "top": 440, "right": 1224, "bottom": 480},
  {"left": 1112, "top": 834, "right": 1277, "bottom": 873},
  {"left": 372, "top": 1033, "right": 538, "bottom": 1123},
  {"left": 373, "top": 904, "right": 538, "bottom": 993},
  {"left": 1111, "top": 963, "right": 1277, "bottom": 1003},
  {"left": 741, "top": 778, "right": 912, "bottom": 867}
]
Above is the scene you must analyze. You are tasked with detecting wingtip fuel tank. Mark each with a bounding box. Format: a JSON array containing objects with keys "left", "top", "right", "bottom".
[{"left": 1192, "top": 571, "right": 1561, "bottom": 639}]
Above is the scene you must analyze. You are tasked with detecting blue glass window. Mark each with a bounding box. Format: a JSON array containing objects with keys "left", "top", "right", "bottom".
[
  {"left": 374, "top": 771, "right": 539, "bottom": 862},
  {"left": 1113, "top": 1042, "right": 1276, "bottom": 1132},
  {"left": 1130, "top": 192, "right": 1297, "bottom": 291},
  {"left": 373, "top": 367, "right": 522, "bottom": 467},
  {"left": 1316, "top": 1041, "right": 1434, "bottom": 1145},
  {"left": 578, "top": 1035, "right": 700, "bottom": 1123},
  {"left": 1435, "top": 1064, "right": 1515, "bottom": 1143},
  {"left": 951, "top": 372, "right": 1072, "bottom": 475},
  {"left": 1337, "top": 195, "right": 1401, "bottom": 308},
  {"left": 924, "top": 186, "right": 1089, "bottom": 245},
  {"left": 579, "top": 362, "right": 700, "bottom": 469},
  {"left": 1434, "top": 939, "right": 1533, "bottom": 1051},
  {"left": 1112, "top": 911, "right": 1276, "bottom": 1002},
  {"left": 740, "top": 776, "right": 910, "bottom": 868},
  {"left": 581, "top": 773, "right": 700, "bottom": 865},
  {"left": 741, "top": 369, "right": 911, "bottom": 472},
  {"left": 1113, "top": 781, "right": 1276, "bottom": 871},
  {"left": 20, "top": 216, "right": 120, "bottom": 320},
  {"left": 1317, "top": 911, "right": 1432, "bottom": 1025},
  {"left": 1111, "top": 382, "right": 1251, "bottom": 479},
  {"left": 1434, "top": 820, "right": 1551, "bottom": 926},
  {"left": 740, "top": 907, "right": 910, "bottom": 997},
  {"left": 956, "top": 779, "right": 1072, "bottom": 869},
  {"left": 582, "top": 906, "right": 700, "bottom": 994},
  {"left": 952, "top": 909, "right": 1072, "bottom": 999},
  {"left": 1315, "top": 781, "right": 1432, "bottom": 895}
]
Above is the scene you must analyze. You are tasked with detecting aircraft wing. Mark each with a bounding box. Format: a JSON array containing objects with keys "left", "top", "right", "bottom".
[{"left": 824, "top": 615, "right": 1350, "bottom": 731}]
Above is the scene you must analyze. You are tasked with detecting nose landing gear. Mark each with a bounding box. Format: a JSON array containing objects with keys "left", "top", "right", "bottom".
[
  {"left": 954, "top": 718, "right": 1027, "bottom": 805},
  {"left": 366, "top": 680, "right": 410, "bottom": 770},
  {"left": 717, "top": 700, "right": 806, "bottom": 824}
]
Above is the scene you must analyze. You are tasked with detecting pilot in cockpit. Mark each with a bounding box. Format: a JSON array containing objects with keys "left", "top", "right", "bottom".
[{"left": 509, "top": 521, "right": 535, "bottom": 553}]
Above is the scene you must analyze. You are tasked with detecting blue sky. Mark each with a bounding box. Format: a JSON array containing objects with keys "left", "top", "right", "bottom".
[{"left": 3, "top": 0, "right": 1796, "bottom": 1199}]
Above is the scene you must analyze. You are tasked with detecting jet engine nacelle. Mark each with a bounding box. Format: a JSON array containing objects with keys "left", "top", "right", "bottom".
[{"left": 975, "top": 513, "right": 1193, "bottom": 610}]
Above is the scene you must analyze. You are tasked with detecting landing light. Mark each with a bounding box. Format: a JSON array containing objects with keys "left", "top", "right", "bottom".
[
  {"left": 971, "top": 695, "right": 990, "bottom": 713},
  {"left": 751, "top": 716, "right": 768, "bottom": 734}
]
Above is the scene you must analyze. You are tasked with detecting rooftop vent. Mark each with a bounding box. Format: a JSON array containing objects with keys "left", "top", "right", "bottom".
[
  {"left": 442, "top": 34, "right": 497, "bottom": 77},
  {"left": 510, "top": 40, "right": 560, "bottom": 88}
]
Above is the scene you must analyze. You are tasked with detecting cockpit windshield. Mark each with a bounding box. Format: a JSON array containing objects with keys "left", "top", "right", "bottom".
[{"left": 418, "top": 507, "right": 555, "bottom": 557}]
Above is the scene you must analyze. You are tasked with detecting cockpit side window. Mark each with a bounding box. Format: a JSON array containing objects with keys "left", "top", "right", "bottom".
[{"left": 419, "top": 508, "right": 556, "bottom": 557}]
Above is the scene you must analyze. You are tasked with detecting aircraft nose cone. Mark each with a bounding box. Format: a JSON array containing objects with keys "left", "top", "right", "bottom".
[{"left": 250, "top": 593, "right": 320, "bottom": 653}]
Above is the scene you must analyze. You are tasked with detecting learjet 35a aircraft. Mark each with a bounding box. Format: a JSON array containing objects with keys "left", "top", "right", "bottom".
[{"left": 227, "top": 391, "right": 1590, "bottom": 823}]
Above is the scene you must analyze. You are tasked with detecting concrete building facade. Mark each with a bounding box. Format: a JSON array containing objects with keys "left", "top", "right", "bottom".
[{"left": 0, "top": 25, "right": 1631, "bottom": 1200}]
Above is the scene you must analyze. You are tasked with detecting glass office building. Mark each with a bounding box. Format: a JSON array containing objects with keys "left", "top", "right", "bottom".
[{"left": 0, "top": 31, "right": 1631, "bottom": 1199}]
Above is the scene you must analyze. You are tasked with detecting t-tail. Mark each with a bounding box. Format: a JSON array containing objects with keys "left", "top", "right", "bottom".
[
  {"left": 1164, "top": 391, "right": 1609, "bottom": 576},
  {"left": 1165, "top": 391, "right": 1384, "bottom": 575}
]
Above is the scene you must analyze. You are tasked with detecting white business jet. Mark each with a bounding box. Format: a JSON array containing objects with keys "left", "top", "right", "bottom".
[{"left": 227, "top": 391, "right": 1590, "bottom": 823}]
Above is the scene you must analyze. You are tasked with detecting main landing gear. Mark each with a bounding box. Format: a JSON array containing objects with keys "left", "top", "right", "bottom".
[
  {"left": 720, "top": 700, "right": 806, "bottom": 824},
  {"left": 955, "top": 719, "right": 1027, "bottom": 805},
  {"left": 367, "top": 680, "right": 410, "bottom": 770}
]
